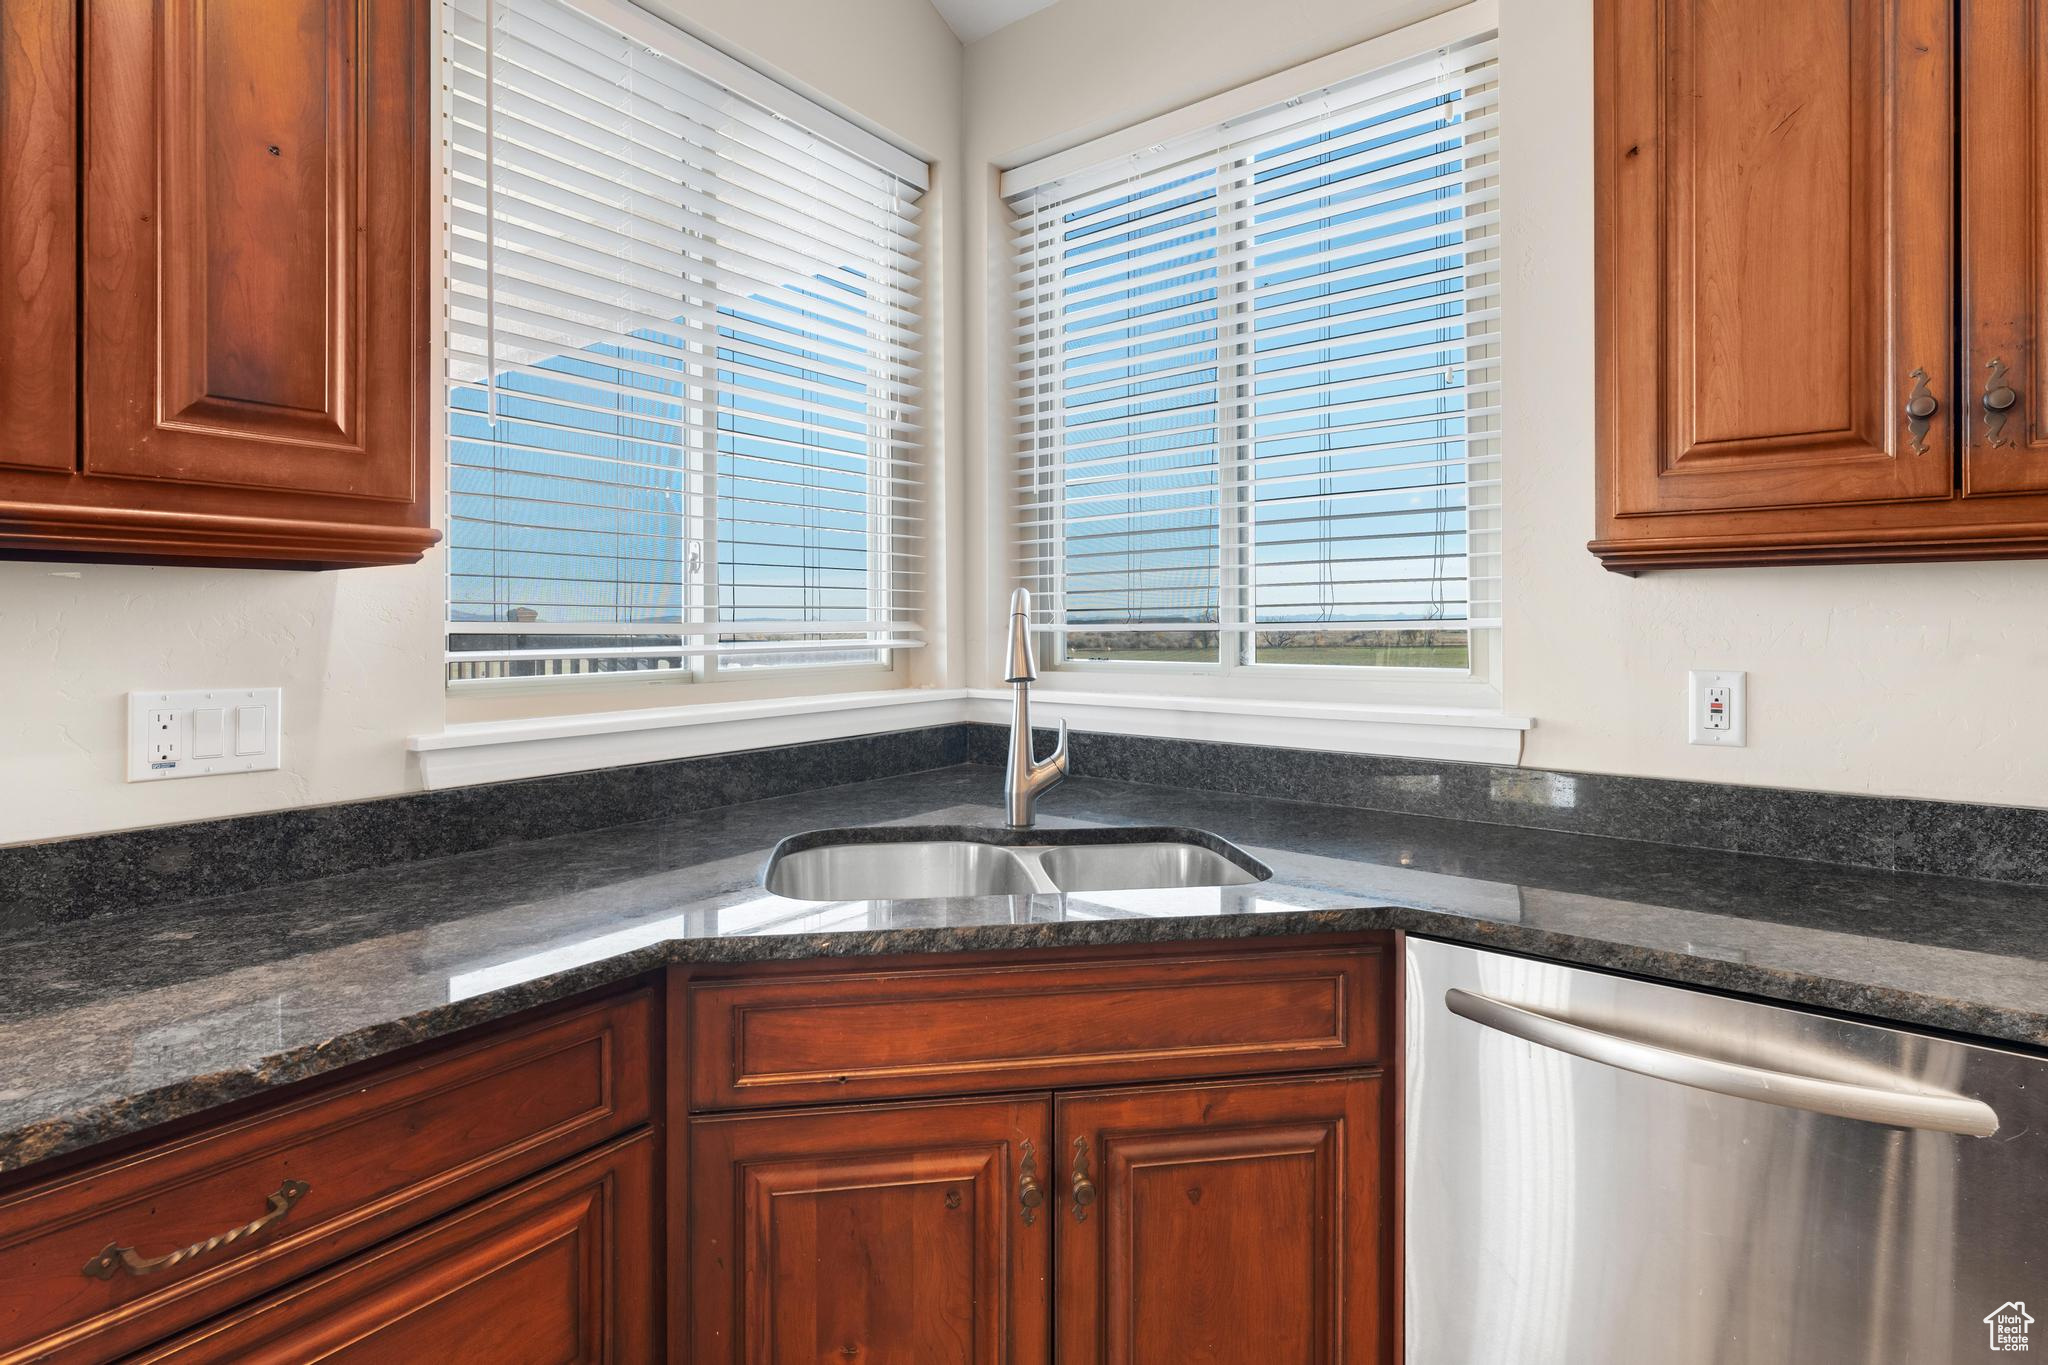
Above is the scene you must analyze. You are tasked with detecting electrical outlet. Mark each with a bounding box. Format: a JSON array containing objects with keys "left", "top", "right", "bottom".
[
  {"left": 147, "top": 709, "right": 182, "bottom": 766},
  {"left": 1686, "top": 670, "right": 1746, "bottom": 747},
  {"left": 128, "top": 689, "right": 282, "bottom": 781}
]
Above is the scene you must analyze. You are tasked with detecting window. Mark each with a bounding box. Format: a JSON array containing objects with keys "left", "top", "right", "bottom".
[
  {"left": 1006, "top": 27, "right": 1500, "bottom": 691},
  {"left": 445, "top": 0, "right": 927, "bottom": 687}
]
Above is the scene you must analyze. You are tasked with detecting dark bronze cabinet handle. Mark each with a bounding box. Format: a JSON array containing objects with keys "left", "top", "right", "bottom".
[
  {"left": 1071, "top": 1137, "right": 1096, "bottom": 1222},
  {"left": 1018, "top": 1140, "right": 1044, "bottom": 1225},
  {"left": 1984, "top": 358, "right": 2020, "bottom": 448},
  {"left": 82, "top": 1179, "right": 310, "bottom": 1280},
  {"left": 1905, "top": 367, "right": 1939, "bottom": 454}
]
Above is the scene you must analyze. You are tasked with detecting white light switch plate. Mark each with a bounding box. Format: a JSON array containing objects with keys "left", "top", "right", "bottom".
[
  {"left": 1686, "top": 669, "right": 1746, "bottom": 747},
  {"left": 127, "top": 689, "right": 283, "bottom": 781}
]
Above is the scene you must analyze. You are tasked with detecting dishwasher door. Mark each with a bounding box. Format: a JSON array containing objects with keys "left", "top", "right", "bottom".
[{"left": 1405, "top": 936, "right": 2048, "bottom": 1365}]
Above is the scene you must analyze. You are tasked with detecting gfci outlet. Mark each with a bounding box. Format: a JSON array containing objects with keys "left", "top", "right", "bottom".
[
  {"left": 1687, "top": 670, "right": 1747, "bottom": 747},
  {"left": 127, "top": 689, "right": 283, "bottom": 782}
]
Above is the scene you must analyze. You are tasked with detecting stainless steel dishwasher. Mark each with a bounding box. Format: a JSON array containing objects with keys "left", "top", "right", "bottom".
[{"left": 1406, "top": 936, "right": 2048, "bottom": 1364}]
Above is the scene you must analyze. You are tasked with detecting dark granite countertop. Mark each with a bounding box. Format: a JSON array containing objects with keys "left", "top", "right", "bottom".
[{"left": 4, "top": 764, "right": 2046, "bottom": 1174}]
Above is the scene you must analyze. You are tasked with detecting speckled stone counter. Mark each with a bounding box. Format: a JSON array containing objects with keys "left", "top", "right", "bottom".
[{"left": 4, "top": 764, "right": 2046, "bottom": 1173}]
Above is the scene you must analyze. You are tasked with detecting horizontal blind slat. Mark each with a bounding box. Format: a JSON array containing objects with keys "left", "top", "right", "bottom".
[
  {"left": 1008, "top": 39, "right": 1502, "bottom": 660},
  {"left": 449, "top": 0, "right": 926, "bottom": 686}
]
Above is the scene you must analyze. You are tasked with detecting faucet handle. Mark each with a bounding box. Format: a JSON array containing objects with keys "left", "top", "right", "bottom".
[{"left": 1004, "top": 588, "right": 1039, "bottom": 684}]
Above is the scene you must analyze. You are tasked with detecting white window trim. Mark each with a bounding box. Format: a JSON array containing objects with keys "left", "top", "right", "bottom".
[
  {"left": 410, "top": 687, "right": 972, "bottom": 788},
  {"left": 999, "top": 0, "right": 1494, "bottom": 197},
  {"left": 573, "top": 0, "right": 927, "bottom": 192},
  {"left": 999, "top": 0, "right": 1507, "bottom": 710},
  {"left": 408, "top": 685, "right": 1529, "bottom": 787}
]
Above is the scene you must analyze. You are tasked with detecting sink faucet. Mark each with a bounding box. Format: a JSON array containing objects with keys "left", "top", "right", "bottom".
[{"left": 1003, "top": 587, "right": 1069, "bottom": 828}]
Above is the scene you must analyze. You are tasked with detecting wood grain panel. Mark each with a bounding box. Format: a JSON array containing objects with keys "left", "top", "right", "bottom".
[
  {"left": 687, "top": 946, "right": 1388, "bottom": 1111},
  {"left": 690, "top": 1096, "right": 1051, "bottom": 1365},
  {"left": 0, "top": 0, "right": 76, "bottom": 473},
  {"left": 1056, "top": 1073, "right": 1390, "bottom": 1365},
  {"left": 130, "top": 1132, "right": 658, "bottom": 1364},
  {"left": 0, "top": 990, "right": 655, "bottom": 1365},
  {"left": 1961, "top": 0, "right": 2048, "bottom": 495},
  {"left": 1596, "top": 0, "right": 1954, "bottom": 519},
  {"left": 0, "top": 0, "right": 437, "bottom": 567},
  {"left": 81, "top": 0, "right": 422, "bottom": 501}
]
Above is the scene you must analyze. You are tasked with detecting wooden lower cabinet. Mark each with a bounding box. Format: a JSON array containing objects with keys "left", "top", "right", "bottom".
[
  {"left": 689, "top": 1096, "right": 1053, "bottom": 1365},
  {"left": 0, "top": 941, "right": 1397, "bottom": 1363},
  {"left": 1056, "top": 1073, "right": 1391, "bottom": 1365},
  {"left": 130, "top": 1133, "right": 658, "bottom": 1364},
  {"left": 687, "top": 1074, "right": 1394, "bottom": 1365}
]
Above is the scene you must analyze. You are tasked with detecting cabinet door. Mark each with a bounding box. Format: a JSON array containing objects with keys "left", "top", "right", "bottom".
[
  {"left": 1055, "top": 1073, "right": 1390, "bottom": 1365},
  {"left": 1961, "top": 0, "right": 2048, "bottom": 494},
  {"left": 0, "top": 0, "right": 439, "bottom": 567},
  {"left": 0, "top": 0, "right": 75, "bottom": 474},
  {"left": 691, "top": 1096, "right": 1052, "bottom": 1365},
  {"left": 1597, "top": 0, "right": 1954, "bottom": 518},
  {"left": 83, "top": 0, "right": 423, "bottom": 501},
  {"left": 130, "top": 1133, "right": 660, "bottom": 1364}
]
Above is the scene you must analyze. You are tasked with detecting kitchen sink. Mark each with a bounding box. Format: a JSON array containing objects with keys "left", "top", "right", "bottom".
[{"left": 763, "top": 826, "right": 1271, "bottom": 901}]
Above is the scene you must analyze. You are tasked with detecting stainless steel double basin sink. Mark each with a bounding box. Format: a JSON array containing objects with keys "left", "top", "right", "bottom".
[{"left": 764, "top": 826, "right": 1271, "bottom": 901}]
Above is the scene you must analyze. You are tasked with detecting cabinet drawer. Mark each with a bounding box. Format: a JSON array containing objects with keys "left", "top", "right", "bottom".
[
  {"left": 128, "top": 1133, "right": 658, "bottom": 1364},
  {"left": 687, "top": 943, "right": 1388, "bottom": 1111},
  {"left": 0, "top": 989, "right": 654, "bottom": 1364}
]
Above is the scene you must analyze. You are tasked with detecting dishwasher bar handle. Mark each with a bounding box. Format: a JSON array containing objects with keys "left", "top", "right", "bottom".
[{"left": 1444, "top": 988, "right": 2001, "bottom": 1137}]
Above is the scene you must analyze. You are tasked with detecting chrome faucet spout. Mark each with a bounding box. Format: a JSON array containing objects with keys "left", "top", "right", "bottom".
[{"left": 1003, "top": 588, "right": 1068, "bottom": 828}]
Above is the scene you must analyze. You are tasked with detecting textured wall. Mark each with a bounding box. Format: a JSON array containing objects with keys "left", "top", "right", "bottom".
[
  {"left": 14, "top": 0, "right": 2048, "bottom": 847},
  {"left": 1494, "top": 0, "right": 2048, "bottom": 804},
  {"left": 0, "top": 561, "right": 444, "bottom": 844},
  {"left": 964, "top": 0, "right": 2048, "bottom": 808},
  {"left": 0, "top": 0, "right": 966, "bottom": 845}
]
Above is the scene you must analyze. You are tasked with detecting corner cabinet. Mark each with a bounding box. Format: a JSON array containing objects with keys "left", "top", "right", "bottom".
[
  {"left": 0, "top": 0, "right": 438, "bottom": 569},
  {"left": 684, "top": 941, "right": 1399, "bottom": 1365},
  {"left": 1591, "top": 0, "right": 2048, "bottom": 570},
  {"left": 0, "top": 938, "right": 1399, "bottom": 1364}
]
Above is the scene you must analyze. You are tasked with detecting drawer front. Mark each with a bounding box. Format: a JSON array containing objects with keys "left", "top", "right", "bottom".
[
  {"left": 688, "top": 944, "right": 1388, "bottom": 1111},
  {"left": 0, "top": 989, "right": 655, "bottom": 1364},
  {"left": 130, "top": 1132, "right": 658, "bottom": 1364}
]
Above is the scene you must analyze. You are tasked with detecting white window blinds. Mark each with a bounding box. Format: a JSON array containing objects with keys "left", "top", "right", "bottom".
[
  {"left": 1006, "top": 28, "right": 1500, "bottom": 675},
  {"left": 446, "top": 0, "right": 927, "bottom": 685}
]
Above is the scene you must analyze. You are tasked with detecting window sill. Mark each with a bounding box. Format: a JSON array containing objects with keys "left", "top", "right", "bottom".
[
  {"left": 408, "top": 688, "right": 970, "bottom": 789},
  {"left": 961, "top": 688, "right": 1531, "bottom": 765},
  {"left": 406, "top": 685, "right": 1533, "bottom": 789}
]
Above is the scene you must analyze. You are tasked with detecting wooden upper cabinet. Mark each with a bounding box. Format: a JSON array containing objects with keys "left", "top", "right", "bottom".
[
  {"left": 0, "top": 0, "right": 76, "bottom": 476},
  {"left": 1596, "top": 0, "right": 1954, "bottom": 527},
  {"left": 1960, "top": 0, "right": 2048, "bottom": 496},
  {"left": 1055, "top": 1074, "right": 1392, "bottom": 1365},
  {"left": 1590, "top": 0, "right": 2048, "bottom": 569},
  {"left": 0, "top": 0, "right": 438, "bottom": 568}
]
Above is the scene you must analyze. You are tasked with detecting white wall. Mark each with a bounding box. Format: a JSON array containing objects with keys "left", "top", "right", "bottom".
[
  {"left": 964, "top": 0, "right": 2048, "bottom": 809},
  {"left": 14, "top": 0, "right": 2048, "bottom": 846},
  {"left": 1496, "top": 0, "right": 2048, "bottom": 805},
  {"left": 0, "top": 0, "right": 965, "bottom": 845}
]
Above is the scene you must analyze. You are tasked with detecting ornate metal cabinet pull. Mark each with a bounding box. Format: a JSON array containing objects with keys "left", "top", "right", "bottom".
[
  {"left": 1070, "top": 1136, "right": 1097, "bottom": 1223},
  {"left": 1018, "top": 1140, "right": 1044, "bottom": 1225},
  {"left": 1904, "top": 368, "right": 1939, "bottom": 455},
  {"left": 82, "top": 1179, "right": 311, "bottom": 1280},
  {"left": 1983, "top": 358, "right": 2020, "bottom": 448}
]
